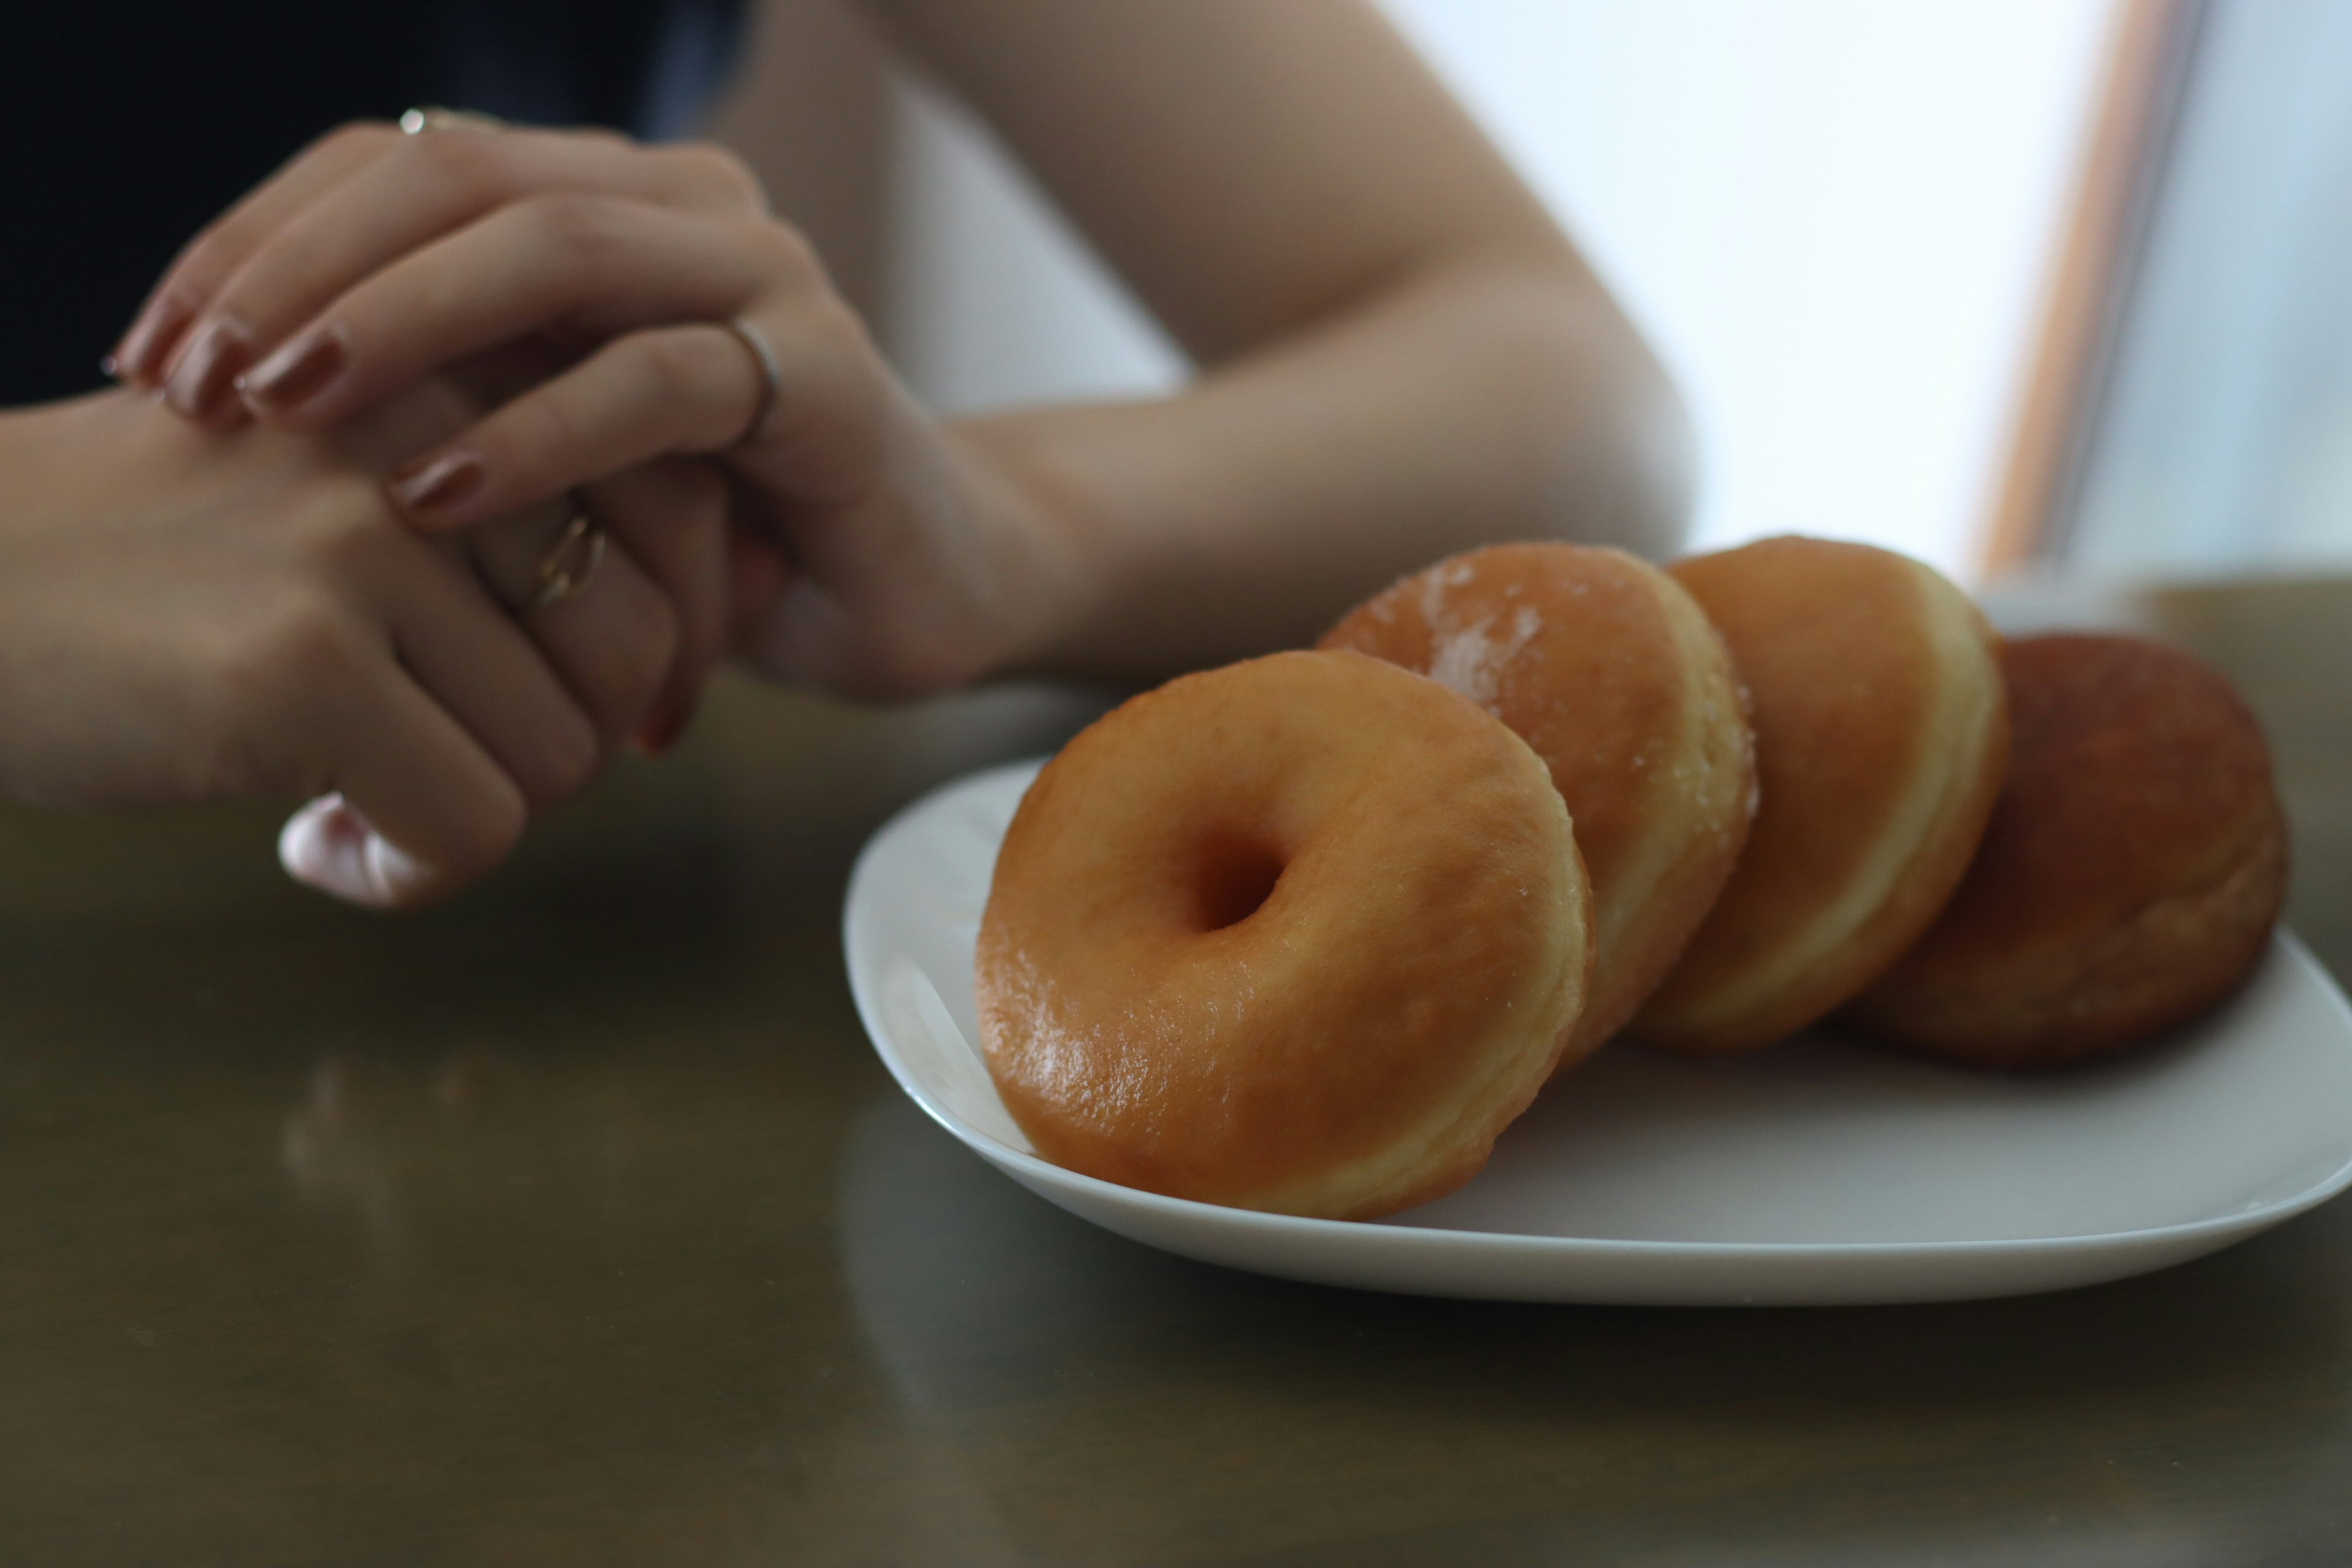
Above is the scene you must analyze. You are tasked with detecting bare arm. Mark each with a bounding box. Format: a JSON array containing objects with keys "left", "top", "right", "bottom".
[
  {"left": 118, "top": 1, "right": 1688, "bottom": 695},
  {"left": 833, "top": 0, "right": 1692, "bottom": 672}
]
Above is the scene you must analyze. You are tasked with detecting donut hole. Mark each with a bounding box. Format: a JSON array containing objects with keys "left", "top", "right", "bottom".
[{"left": 1193, "top": 834, "right": 1286, "bottom": 932}]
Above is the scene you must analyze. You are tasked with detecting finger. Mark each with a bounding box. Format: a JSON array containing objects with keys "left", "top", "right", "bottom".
[
  {"left": 240, "top": 199, "right": 804, "bottom": 430},
  {"left": 178, "top": 137, "right": 766, "bottom": 423},
  {"left": 383, "top": 323, "right": 765, "bottom": 525},
  {"left": 467, "top": 499, "right": 684, "bottom": 753},
  {"left": 115, "top": 122, "right": 401, "bottom": 389},
  {"left": 582, "top": 460, "right": 731, "bottom": 751},
  {"left": 728, "top": 525, "right": 794, "bottom": 647},
  {"left": 372, "top": 538, "right": 605, "bottom": 812},
  {"left": 277, "top": 667, "right": 532, "bottom": 910}
]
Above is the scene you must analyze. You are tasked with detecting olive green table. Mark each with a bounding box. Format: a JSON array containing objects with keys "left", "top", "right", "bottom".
[{"left": 2, "top": 579, "right": 2347, "bottom": 1567}]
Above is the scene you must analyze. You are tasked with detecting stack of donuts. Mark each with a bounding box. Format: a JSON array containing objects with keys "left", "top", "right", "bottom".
[{"left": 975, "top": 537, "right": 2290, "bottom": 1220}]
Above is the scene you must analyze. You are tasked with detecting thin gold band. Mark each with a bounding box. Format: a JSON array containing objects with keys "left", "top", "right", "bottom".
[{"left": 530, "top": 514, "right": 608, "bottom": 610}]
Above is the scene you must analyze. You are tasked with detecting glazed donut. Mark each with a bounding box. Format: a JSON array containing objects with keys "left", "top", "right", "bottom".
[
  {"left": 1843, "top": 634, "right": 2288, "bottom": 1068},
  {"left": 975, "top": 649, "right": 1593, "bottom": 1219},
  {"left": 1321, "top": 543, "right": 1755, "bottom": 1065},
  {"left": 1632, "top": 537, "right": 2009, "bottom": 1054}
]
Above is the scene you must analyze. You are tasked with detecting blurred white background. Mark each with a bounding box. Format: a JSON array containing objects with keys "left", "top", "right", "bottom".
[{"left": 884, "top": 0, "right": 2119, "bottom": 584}]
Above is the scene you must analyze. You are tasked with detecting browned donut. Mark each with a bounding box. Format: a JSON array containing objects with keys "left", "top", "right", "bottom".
[
  {"left": 975, "top": 650, "right": 1593, "bottom": 1219},
  {"left": 1321, "top": 543, "right": 1754, "bottom": 1067},
  {"left": 1842, "top": 634, "right": 2288, "bottom": 1068},
  {"left": 1632, "top": 537, "right": 2010, "bottom": 1054}
]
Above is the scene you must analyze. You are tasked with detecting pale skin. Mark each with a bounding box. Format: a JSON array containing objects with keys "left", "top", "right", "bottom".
[
  {"left": 15, "top": 0, "right": 1689, "bottom": 906},
  {"left": 0, "top": 378, "right": 728, "bottom": 906}
]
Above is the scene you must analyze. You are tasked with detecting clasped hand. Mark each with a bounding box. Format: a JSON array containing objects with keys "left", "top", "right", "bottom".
[{"left": 32, "top": 119, "right": 1066, "bottom": 908}]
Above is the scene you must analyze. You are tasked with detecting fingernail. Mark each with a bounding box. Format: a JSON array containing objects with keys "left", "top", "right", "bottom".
[
  {"left": 635, "top": 698, "right": 698, "bottom": 757},
  {"left": 163, "top": 317, "right": 252, "bottom": 419},
  {"left": 363, "top": 835, "right": 435, "bottom": 905},
  {"left": 278, "top": 796, "right": 438, "bottom": 908},
  {"left": 238, "top": 323, "right": 348, "bottom": 414},
  {"left": 113, "top": 293, "right": 194, "bottom": 387},
  {"left": 279, "top": 795, "right": 375, "bottom": 905},
  {"left": 387, "top": 450, "right": 486, "bottom": 519}
]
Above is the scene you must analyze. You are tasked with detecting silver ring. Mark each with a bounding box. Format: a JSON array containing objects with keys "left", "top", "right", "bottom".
[
  {"left": 720, "top": 317, "right": 783, "bottom": 447},
  {"left": 399, "top": 105, "right": 508, "bottom": 135},
  {"left": 530, "top": 513, "right": 608, "bottom": 611}
]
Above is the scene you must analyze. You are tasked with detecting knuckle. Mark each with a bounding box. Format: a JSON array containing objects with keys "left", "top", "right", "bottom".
[
  {"left": 224, "top": 234, "right": 326, "bottom": 306},
  {"left": 559, "top": 578, "right": 682, "bottom": 741},
  {"left": 807, "top": 295, "right": 876, "bottom": 363},
  {"left": 213, "top": 590, "right": 363, "bottom": 731},
  {"left": 566, "top": 124, "right": 634, "bottom": 153},
  {"left": 631, "top": 330, "right": 711, "bottom": 408},
  {"left": 320, "top": 119, "right": 398, "bottom": 161},
  {"left": 526, "top": 192, "right": 616, "bottom": 250},
  {"left": 402, "top": 127, "right": 506, "bottom": 203},
  {"left": 598, "top": 579, "right": 683, "bottom": 698},
  {"left": 507, "top": 389, "right": 582, "bottom": 470},
  {"left": 745, "top": 216, "right": 819, "bottom": 282},
  {"left": 669, "top": 141, "right": 765, "bottom": 208},
  {"left": 773, "top": 310, "right": 888, "bottom": 487},
  {"left": 532, "top": 707, "right": 603, "bottom": 803},
  {"left": 292, "top": 489, "right": 397, "bottom": 581}
]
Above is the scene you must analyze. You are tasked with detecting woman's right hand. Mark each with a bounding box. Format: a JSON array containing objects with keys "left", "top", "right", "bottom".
[{"left": 0, "top": 388, "right": 720, "bottom": 908}]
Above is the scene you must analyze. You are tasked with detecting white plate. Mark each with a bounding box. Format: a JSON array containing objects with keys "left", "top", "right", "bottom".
[{"left": 843, "top": 760, "right": 2352, "bottom": 1306}]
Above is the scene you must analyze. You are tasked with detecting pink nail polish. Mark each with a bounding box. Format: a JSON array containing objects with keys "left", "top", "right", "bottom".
[
  {"left": 113, "top": 293, "right": 195, "bottom": 387},
  {"left": 239, "top": 323, "right": 349, "bottom": 414},
  {"left": 163, "top": 318, "right": 252, "bottom": 420},
  {"left": 388, "top": 450, "right": 487, "bottom": 518}
]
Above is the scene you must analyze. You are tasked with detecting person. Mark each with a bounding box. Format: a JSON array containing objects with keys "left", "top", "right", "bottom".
[{"left": 2, "top": 0, "right": 1690, "bottom": 908}]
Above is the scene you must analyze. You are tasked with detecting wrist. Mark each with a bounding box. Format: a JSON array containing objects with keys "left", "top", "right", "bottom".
[{"left": 944, "top": 418, "right": 1114, "bottom": 684}]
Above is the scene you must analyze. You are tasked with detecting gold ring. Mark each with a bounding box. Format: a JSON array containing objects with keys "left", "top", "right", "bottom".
[
  {"left": 530, "top": 513, "right": 607, "bottom": 610},
  {"left": 721, "top": 317, "right": 783, "bottom": 447},
  {"left": 399, "top": 105, "right": 508, "bottom": 135}
]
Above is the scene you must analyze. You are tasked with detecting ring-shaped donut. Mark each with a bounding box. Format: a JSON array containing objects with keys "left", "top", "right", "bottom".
[
  {"left": 1323, "top": 543, "right": 1755, "bottom": 1067},
  {"left": 976, "top": 649, "right": 1593, "bottom": 1219}
]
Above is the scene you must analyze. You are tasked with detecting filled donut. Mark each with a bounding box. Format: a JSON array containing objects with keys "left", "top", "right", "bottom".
[
  {"left": 1321, "top": 543, "right": 1754, "bottom": 1066},
  {"left": 975, "top": 649, "right": 1593, "bottom": 1219},
  {"left": 1843, "top": 634, "right": 2287, "bottom": 1068},
  {"left": 1632, "top": 537, "right": 2008, "bottom": 1054}
]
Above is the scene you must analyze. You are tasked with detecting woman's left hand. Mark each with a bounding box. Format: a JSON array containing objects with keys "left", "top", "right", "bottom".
[{"left": 118, "top": 121, "right": 1072, "bottom": 699}]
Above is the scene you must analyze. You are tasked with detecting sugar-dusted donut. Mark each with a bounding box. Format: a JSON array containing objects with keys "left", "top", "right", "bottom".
[
  {"left": 1844, "top": 634, "right": 2287, "bottom": 1067},
  {"left": 1321, "top": 543, "right": 1754, "bottom": 1066},
  {"left": 1632, "top": 537, "right": 2008, "bottom": 1054},
  {"left": 975, "top": 649, "right": 1593, "bottom": 1219}
]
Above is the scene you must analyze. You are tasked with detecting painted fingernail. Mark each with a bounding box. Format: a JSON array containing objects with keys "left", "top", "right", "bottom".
[
  {"left": 387, "top": 449, "right": 486, "bottom": 519},
  {"left": 113, "top": 293, "right": 194, "bottom": 387},
  {"left": 278, "top": 796, "right": 437, "bottom": 908},
  {"left": 238, "top": 323, "right": 348, "bottom": 415},
  {"left": 635, "top": 698, "right": 698, "bottom": 757},
  {"left": 163, "top": 317, "right": 252, "bottom": 419},
  {"left": 363, "top": 834, "right": 436, "bottom": 905},
  {"left": 279, "top": 796, "right": 374, "bottom": 905}
]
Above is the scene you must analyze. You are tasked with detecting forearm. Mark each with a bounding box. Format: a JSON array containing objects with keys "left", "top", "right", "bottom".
[{"left": 962, "top": 257, "right": 1694, "bottom": 684}]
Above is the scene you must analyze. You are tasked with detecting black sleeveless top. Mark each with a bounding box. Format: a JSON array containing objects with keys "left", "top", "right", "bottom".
[{"left": 1, "top": 0, "right": 745, "bottom": 406}]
